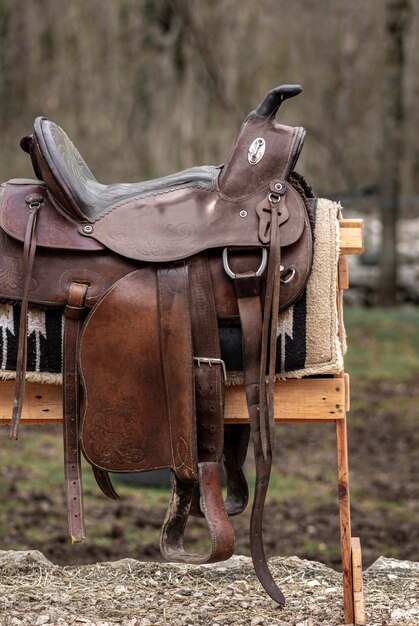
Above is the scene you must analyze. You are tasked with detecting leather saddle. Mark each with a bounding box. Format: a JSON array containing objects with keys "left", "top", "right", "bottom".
[{"left": 1, "top": 84, "right": 314, "bottom": 605}]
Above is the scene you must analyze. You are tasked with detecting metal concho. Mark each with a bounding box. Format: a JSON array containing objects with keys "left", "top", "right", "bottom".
[{"left": 248, "top": 137, "right": 266, "bottom": 165}]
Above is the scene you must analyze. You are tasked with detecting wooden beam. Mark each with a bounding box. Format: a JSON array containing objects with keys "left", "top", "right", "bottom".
[
  {"left": 338, "top": 255, "right": 349, "bottom": 289},
  {"left": 351, "top": 537, "right": 366, "bottom": 625},
  {"left": 336, "top": 416, "right": 354, "bottom": 624},
  {"left": 0, "top": 376, "right": 347, "bottom": 426},
  {"left": 339, "top": 219, "right": 364, "bottom": 255},
  {"left": 0, "top": 381, "right": 63, "bottom": 425}
]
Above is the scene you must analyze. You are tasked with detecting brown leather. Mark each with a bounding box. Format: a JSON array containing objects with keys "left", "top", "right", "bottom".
[
  {"left": 189, "top": 256, "right": 224, "bottom": 465},
  {"left": 63, "top": 281, "right": 89, "bottom": 543},
  {"left": 80, "top": 268, "right": 194, "bottom": 477},
  {"left": 188, "top": 255, "right": 224, "bottom": 519},
  {"left": 160, "top": 462, "right": 235, "bottom": 564},
  {"left": 2, "top": 84, "right": 315, "bottom": 606},
  {"left": 0, "top": 181, "right": 311, "bottom": 315},
  {"left": 9, "top": 192, "right": 43, "bottom": 439},
  {"left": 1, "top": 180, "right": 104, "bottom": 251}
]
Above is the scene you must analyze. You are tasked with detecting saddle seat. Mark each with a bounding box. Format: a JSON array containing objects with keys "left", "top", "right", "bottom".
[{"left": 23, "top": 117, "right": 219, "bottom": 222}]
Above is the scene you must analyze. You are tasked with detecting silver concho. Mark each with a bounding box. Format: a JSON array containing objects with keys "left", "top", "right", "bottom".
[{"left": 248, "top": 137, "right": 265, "bottom": 165}]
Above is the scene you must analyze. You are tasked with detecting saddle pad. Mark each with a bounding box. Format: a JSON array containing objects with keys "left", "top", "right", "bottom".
[{"left": 0, "top": 198, "right": 345, "bottom": 383}]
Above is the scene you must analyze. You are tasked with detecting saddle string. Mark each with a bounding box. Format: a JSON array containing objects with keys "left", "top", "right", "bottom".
[
  {"left": 233, "top": 263, "right": 285, "bottom": 605},
  {"left": 10, "top": 194, "right": 43, "bottom": 440},
  {"left": 230, "top": 181, "right": 288, "bottom": 605},
  {"left": 258, "top": 183, "right": 285, "bottom": 459},
  {"left": 267, "top": 188, "right": 284, "bottom": 454}
]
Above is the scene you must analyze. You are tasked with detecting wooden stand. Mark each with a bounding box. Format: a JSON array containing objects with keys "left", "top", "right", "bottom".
[{"left": 0, "top": 219, "right": 365, "bottom": 625}]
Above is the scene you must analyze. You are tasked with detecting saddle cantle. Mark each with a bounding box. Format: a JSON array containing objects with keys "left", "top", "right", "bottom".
[{"left": 3, "top": 84, "right": 315, "bottom": 606}]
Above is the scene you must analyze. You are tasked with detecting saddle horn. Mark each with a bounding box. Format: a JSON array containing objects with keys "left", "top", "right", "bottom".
[{"left": 255, "top": 84, "right": 302, "bottom": 118}]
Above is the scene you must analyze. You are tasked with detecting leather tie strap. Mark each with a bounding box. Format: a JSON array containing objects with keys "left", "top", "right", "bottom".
[
  {"left": 10, "top": 194, "right": 43, "bottom": 440},
  {"left": 63, "top": 281, "right": 89, "bottom": 543},
  {"left": 259, "top": 182, "right": 285, "bottom": 459},
  {"left": 234, "top": 271, "right": 285, "bottom": 606},
  {"left": 92, "top": 467, "right": 119, "bottom": 500},
  {"left": 230, "top": 182, "right": 287, "bottom": 606}
]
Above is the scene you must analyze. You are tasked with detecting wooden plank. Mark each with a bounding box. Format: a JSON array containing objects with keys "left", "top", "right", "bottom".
[
  {"left": 351, "top": 537, "right": 366, "bottom": 625},
  {"left": 344, "top": 373, "right": 350, "bottom": 413},
  {"left": 0, "top": 381, "right": 63, "bottom": 425},
  {"left": 225, "top": 378, "right": 345, "bottom": 423},
  {"left": 340, "top": 218, "right": 364, "bottom": 228},
  {"left": 0, "top": 377, "right": 347, "bottom": 425},
  {"left": 339, "top": 219, "right": 364, "bottom": 255},
  {"left": 338, "top": 255, "right": 349, "bottom": 289}
]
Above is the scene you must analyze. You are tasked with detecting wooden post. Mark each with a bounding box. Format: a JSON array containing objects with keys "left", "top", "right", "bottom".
[
  {"left": 336, "top": 415, "right": 354, "bottom": 624},
  {"left": 352, "top": 537, "right": 366, "bottom": 625}
]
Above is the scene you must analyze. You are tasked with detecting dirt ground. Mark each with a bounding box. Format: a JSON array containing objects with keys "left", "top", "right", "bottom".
[
  {"left": 0, "top": 551, "right": 418, "bottom": 626},
  {"left": 1, "top": 379, "right": 418, "bottom": 573}
]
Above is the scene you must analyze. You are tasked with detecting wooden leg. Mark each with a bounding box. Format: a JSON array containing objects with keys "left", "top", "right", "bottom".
[
  {"left": 336, "top": 417, "right": 355, "bottom": 624},
  {"left": 352, "top": 537, "right": 366, "bottom": 625}
]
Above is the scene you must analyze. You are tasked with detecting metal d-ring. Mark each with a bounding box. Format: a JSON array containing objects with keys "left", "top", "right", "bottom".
[{"left": 222, "top": 247, "right": 268, "bottom": 279}]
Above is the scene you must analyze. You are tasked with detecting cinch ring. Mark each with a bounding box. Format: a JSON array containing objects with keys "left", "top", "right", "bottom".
[
  {"left": 268, "top": 192, "right": 280, "bottom": 204},
  {"left": 222, "top": 247, "right": 268, "bottom": 280}
]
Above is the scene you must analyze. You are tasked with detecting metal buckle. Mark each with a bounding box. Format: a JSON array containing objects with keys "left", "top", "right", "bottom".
[
  {"left": 193, "top": 357, "right": 227, "bottom": 381},
  {"left": 222, "top": 247, "right": 268, "bottom": 280}
]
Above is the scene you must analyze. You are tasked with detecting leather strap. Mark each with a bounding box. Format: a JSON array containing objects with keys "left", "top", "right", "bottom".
[
  {"left": 231, "top": 182, "right": 287, "bottom": 605},
  {"left": 157, "top": 264, "right": 197, "bottom": 483},
  {"left": 189, "top": 257, "right": 249, "bottom": 519},
  {"left": 259, "top": 182, "right": 285, "bottom": 458},
  {"left": 234, "top": 275, "right": 285, "bottom": 606},
  {"left": 189, "top": 255, "right": 224, "bottom": 465},
  {"left": 189, "top": 255, "right": 225, "bottom": 518},
  {"left": 92, "top": 467, "right": 119, "bottom": 500},
  {"left": 10, "top": 194, "right": 43, "bottom": 439},
  {"left": 188, "top": 257, "right": 249, "bottom": 520},
  {"left": 159, "top": 259, "right": 234, "bottom": 563},
  {"left": 189, "top": 256, "right": 249, "bottom": 517},
  {"left": 63, "top": 281, "right": 88, "bottom": 543}
]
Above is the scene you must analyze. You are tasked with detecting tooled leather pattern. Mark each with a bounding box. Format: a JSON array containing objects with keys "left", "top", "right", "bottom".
[
  {"left": 0, "top": 231, "right": 22, "bottom": 293},
  {"left": 107, "top": 220, "right": 197, "bottom": 258},
  {"left": 41, "top": 120, "right": 219, "bottom": 220},
  {"left": 85, "top": 406, "right": 147, "bottom": 467}
]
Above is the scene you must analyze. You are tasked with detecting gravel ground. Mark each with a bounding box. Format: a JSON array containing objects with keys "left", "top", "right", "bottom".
[{"left": 0, "top": 551, "right": 417, "bottom": 626}]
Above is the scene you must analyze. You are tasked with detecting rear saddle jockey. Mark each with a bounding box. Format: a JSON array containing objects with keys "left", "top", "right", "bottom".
[{"left": 2, "top": 84, "right": 314, "bottom": 606}]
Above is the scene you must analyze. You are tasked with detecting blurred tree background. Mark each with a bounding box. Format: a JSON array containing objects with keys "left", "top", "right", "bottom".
[{"left": 0, "top": 0, "right": 417, "bottom": 198}]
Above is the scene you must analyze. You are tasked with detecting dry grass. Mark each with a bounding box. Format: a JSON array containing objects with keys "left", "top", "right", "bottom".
[{"left": 0, "top": 551, "right": 418, "bottom": 626}]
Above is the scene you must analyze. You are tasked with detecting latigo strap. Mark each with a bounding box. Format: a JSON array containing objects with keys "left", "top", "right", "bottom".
[{"left": 63, "top": 281, "right": 89, "bottom": 543}]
